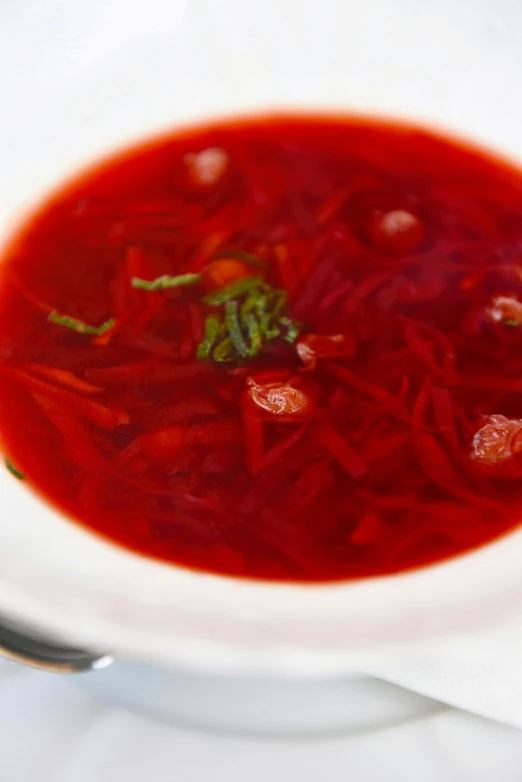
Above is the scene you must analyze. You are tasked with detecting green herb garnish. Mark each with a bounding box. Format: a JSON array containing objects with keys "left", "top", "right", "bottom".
[
  {"left": 5, "top": 458, "right": 24, "bottom": 480},
  {"left": 244, "top": 313, "right": 262, "bottom": 356},
  {"left": 203, "top": 276, "right": 263, "bottom": 306},
  {"left": 271, "top": 290, "right": 287, "bottom": 320},
  {"left": 196, "top": 314, "right": 222, "bottom": 360},
  {"left": 213, "top": 336, "right": 236, "bottom": 362},
  {"left": 49, "top": 311, "right": 115, "bottom": 335},
  {"left": 254, "top": 296, "right": 275, "bottom": 338},
  {"left": 503, "top": 318, "right": 520, "bottom": 327},
  {"left": 280, "top": 316, "right": 300, "bottom": 343},
  {"left": 130, "top": 263, "right": 300, "bottom": 365},
  {"left": 132, "top": 273, "right": 202, "bottom": 291},
  {"left": 199, "top": 278, "right": 300, "bottom": 364},
  {"left": 225, "top": 299, "right": 249, "bottom": 357}
]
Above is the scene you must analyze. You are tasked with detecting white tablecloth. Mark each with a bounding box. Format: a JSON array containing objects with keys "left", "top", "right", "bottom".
[{"left": 1, "top": 660, "right": 521, "bottom": 782}]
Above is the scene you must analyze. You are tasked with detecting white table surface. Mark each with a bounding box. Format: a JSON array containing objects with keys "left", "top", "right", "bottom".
[{"left": 1, "top": 660, "right": 522, "bottom": 782}]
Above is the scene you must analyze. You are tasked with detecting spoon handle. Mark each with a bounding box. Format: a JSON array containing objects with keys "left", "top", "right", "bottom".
[{"left": 0, "top": 617, "right": 113, "bottom": 673}]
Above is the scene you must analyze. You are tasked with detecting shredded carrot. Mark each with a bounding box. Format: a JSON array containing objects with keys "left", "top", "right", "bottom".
[
  {"left": 202, "top": 259, "right": 253, "bottom": 290},
  {"left": 351, "top": 513, "right": 387, "bottom": 546},
  {"left": 22, "top": 363, "right": 103, "bottom": 394},
  {"left": 325, "top": 362, "right": 409, "bottom": 417},
  {"left": 251, "top": 422, "right": 308, "bottom": 475},
  {"left": 431, "top": 387, "right": 457, "bottom": 442},
  {"left": 3, "top": 366, "right": 128, "bottom": 428},
  {"left": 31, "top": 392, "right": 106, "bottom": 470},
  {"left": 314, "top": 422, "right": 368, "bottom": 479},
  {"left": 139, "top": 426, "right": 186, "bottom": 463},
  {"left": 242, "top": 407, "right": 264, "bottom": 473}
]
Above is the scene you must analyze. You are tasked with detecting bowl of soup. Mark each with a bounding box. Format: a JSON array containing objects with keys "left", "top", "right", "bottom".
[{"left": 1, "top": 0, "right": 522, "bottom": 732}]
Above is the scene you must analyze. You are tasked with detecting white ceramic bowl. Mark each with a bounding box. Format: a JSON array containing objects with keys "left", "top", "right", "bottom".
[{"left": 1, "top": 0, "right": 522, "bottom": 721}]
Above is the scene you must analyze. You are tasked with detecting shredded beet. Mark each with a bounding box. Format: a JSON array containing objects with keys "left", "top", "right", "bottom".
[{"left": 2, "top": 114, "right": 522, "bottom": 582}]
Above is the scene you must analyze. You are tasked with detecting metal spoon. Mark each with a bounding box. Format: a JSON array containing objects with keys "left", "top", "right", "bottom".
[{"left": 0, "top": 616, "right": 113, "bottom": 673}]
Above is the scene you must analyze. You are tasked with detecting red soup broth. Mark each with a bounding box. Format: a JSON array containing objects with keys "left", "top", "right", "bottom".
[{"left": 2, "top": 114, "right": 522, "bottom": 582}]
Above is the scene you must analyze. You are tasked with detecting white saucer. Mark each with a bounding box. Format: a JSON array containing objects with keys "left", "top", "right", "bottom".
[{"left": 78, "top": 659, "right": 441, "bottom": 737}]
